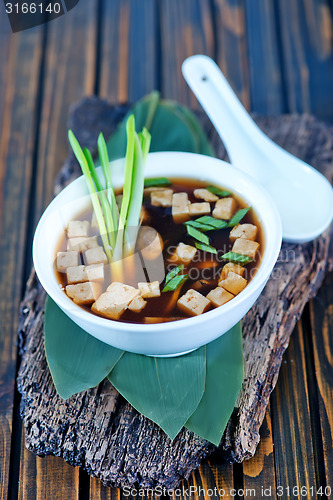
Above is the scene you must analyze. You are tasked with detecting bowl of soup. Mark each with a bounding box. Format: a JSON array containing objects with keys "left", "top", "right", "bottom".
[{"left": 33, "top": 151, "right": 282, "bottom": 356}]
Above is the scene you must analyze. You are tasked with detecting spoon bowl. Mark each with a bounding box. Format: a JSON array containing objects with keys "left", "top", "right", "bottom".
[{"left": 182, "top": 55, "right": 333, "bottom": 243}]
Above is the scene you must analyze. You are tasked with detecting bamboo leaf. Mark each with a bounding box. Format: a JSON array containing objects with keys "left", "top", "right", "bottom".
[
  {"left": 186, "top": 323, "right": 243, "bottom": 445},
  {"left": 108, "top": 346, "right": 206, "bottom": 440},
  {"left": 44, "top": 298, "right": 124, "bottom": 399},
  {"left": 106, "top": 92, "right": 215, "bottom": 160}
]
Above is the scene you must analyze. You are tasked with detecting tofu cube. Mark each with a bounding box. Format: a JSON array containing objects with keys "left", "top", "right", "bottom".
[
  {"left": 171, "top": 242, "right": 197, "bottom": 264},
  {"left": 66, "top": 282, "right": 102, "bottom": 305},
  {"left": 66, "top": 263, "right": 104, "bottom": 284},
  {"left": 206, "top": 287, "right": 234, "bottom": 307},
  {"left": 128, "top": 295, "right": 147, "bottom": 313},
  {"left": 189, "top": 202, "right": 211, "bottom": 216},
  {"left": 151, "top": 189, "right": 173, "bottom": 207},
  {"left": 229, "top": 223, "right": 258, "bottom": 242},
  {"left": 84, "top": 246, "right": 108, "bottom": 265},
  {"left": 232, "top": 238, "right": 260, "bottom": 260},
  {"left": 67, "top": 220, "right": 89, "bottom": 238},
  {"left": 138, "top": 281, "right": 161, "bottom": 298},
  {"left": 57, "top": 251, "right": 79, "bottom": 272},
  {"left": 67, "top": 236, "right": 98, "bottom": 252},
  {"left": 212, "top": 197, "right": 237, "bottom": 220},
  {"left": 220, "top": 262, "right": 245, "bottom": 281},
  {"left": 218, "top": 271, "right": 247, "bottom": 295},
  {"left": 92, "top": 283, "right": 140, "bottom": 319},
  {"left": 193, "top": 188, "right": 218, "bottom": 202},
  {"left": 172, "top": 192, "right": 190, "bottom": 223},
  {"left": 177, "top": 289, "right": 210, "bottom": 317}
]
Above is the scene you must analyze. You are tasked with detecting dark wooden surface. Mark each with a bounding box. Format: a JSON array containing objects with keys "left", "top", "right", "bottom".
[{"left": 0, "top": 1, "right": 332, "bottom": 498}]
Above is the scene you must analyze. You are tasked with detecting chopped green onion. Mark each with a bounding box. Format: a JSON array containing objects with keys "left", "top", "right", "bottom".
[
  {"left": 144, "top": 177, "right": 172, "bottom": 188},
  {"left": 227, "top": 207, "right": 251, "bottom": 227},
  {"left": 194, "top": 216, "right": 228, "bottom": 230},
  {"left": 162, "top": 274, "right": 188, "bottom": 293},
  {"left": 207, "top": 185, "right": 231, "bottom": 197},
  {"left": 186, "top": 225, "right": 210, "bottom": 245},
  {"left": 185, "top": 220, "right": 217, "bottom": 232},
  {"left": 194, "top": 242, "right": 217, "bottom": 254},
  {"left": 165, "top": 264, "right": 185, "bottom": 284},
  {"left": 221, "top": 252, "right": 253, "bottom": 264}
]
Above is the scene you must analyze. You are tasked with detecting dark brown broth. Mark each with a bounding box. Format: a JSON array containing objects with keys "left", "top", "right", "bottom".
[{"left": 56, "top": 178, "right": 264, "bottom": 323}]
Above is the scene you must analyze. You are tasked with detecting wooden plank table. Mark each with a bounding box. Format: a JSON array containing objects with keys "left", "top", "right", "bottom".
[{"left": 0, "top": 1, "right": 332, "bottom": 498}]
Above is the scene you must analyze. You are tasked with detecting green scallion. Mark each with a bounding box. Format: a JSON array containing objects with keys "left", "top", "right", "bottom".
[
  {"left": 162, "top": 274, "right": 188, "bottom": 293},
  {"left": 207, "top": 185, "right": 231, "bottom": 197},
  {"left": 194, "top": 242, "right": 217, "bottom": 254},
  {"left": 221, "top": 252, "right": 253, "bottom": 264},
  {"left": 144, "top": 177, "right": 172, "bottom": 188},
  {"left": 227, "top": 207, "right": 251, "bottom": 228},
  {"left": 186, "top": 225, "right": 210, "bottom": 245}
]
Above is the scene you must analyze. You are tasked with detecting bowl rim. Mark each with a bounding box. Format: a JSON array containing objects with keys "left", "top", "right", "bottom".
[{"left": 33, "top": 151, "right": 282, "bottom": 334}]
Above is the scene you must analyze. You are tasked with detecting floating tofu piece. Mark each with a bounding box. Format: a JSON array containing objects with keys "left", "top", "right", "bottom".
[
  {"left": 177, "top": 289, "right": 211, "bottom": 317},
  {"left": 92, "top": 282, "right": 140, "bottom": 319},
  {"left": 67, "top": 236, "right": 99, "bottom": 252},
  {"left": 220, "top": 262, "right": 245, "bottom": 281},
  {"left": 66, "top": 263, "right": 104, "bottom": 284},
  {"left": 67, "top": 220, "right": 89, "bottom": 238},
  {"left": 189, "top": 202, "right": 211, "bottom": 216},
  {"left": 84, "top": 246, "right": 108, "bottom": 265},
  {"left": 232, "top": 238, "right": 260, "bottom": 260},
  {"left": 212, "top": 197, "right": 237, "bottom": 220},
  {"left": 151, "top": 189, "right": 173, "bottom": 207},
  {"left": 171, "top": 242, "right": 197, "bottom": 264},
  {"left": 172, "top": 192, "right": 190, "bottom": 223},
  {"left": 219, "top": 271, "right": 247, "bottom": 295},
  {"left": 66, "top": 282, "right": 102, "bottom": 305},
  {"left": 229, "top": 223, "right": 258, "bottom": 242},
  {"left": 193, "top": 188, "right": 218, "bottom": 202},
  {"left": 207, "top": 287, "right": 234, "bottom": 307},
  {"left": 137, "top": 227, "right": 164, "bottom": 261},
  {"left": 128, "top": 295, "right": 147, "bottom": 313},
  {"left": 57, "top": 251, "right": 79, "bottom": 272},
  {"left": 138, "top": 281, "right": 161, "bottom": 298}
]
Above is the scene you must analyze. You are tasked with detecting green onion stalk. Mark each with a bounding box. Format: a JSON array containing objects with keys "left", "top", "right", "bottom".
[{"left": 68, "top": 116, "right": 151, "bottom": 280}]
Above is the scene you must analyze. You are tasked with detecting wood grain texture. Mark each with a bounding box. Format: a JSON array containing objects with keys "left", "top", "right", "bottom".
[
  {"left": 16, "top": 102, "right": 333, "bottom": 489},
  {"left": 213, "top": 0, "right": 250, "bottom": 110},
  {"left": 160, "top": 0, "right": 214, "bottom": 107},
  {"left": 100, "top": 0, "right": 157, "bottom": 103},
  {"left": 0, "top": 25, "right": 44, "bottom": 500},
  {"left": 270, "top": 323, "right": 317, "bottom": 497},
  {"left": 309, "top": 270, "right": 333, "bottom": 488},
  {"left": 277, "top": 0, "right": 333, "bottom": 121},
  {"left": 244, "top": 0, "right": 285, "bottom": 114}
]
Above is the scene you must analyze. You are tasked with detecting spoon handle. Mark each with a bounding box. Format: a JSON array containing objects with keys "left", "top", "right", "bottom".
[{"left": 182, "top": 55, "right": 272, "bottom": 176}]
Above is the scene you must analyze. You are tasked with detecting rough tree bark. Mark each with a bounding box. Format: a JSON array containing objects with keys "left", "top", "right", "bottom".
[{"left": 17, "top": 98, "right": 333, "bottom": 489}]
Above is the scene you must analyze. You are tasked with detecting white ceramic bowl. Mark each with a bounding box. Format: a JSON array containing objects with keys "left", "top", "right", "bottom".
[{"left": 33, "top": 151, "right": 282, "bottom": 356}]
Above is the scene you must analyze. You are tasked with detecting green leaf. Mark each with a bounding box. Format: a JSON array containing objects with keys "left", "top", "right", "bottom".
[
  {"left": 44, "top": 298, "right": 124, "bottom": 399},
  {"left": 108, "top": 347, "right": 206, "bottom": 440},
  {"left": 194, "top": 242, "right": 217, "bottom": 254},
  {"left": 185, "top": 216, "right": 228, "bottom": 232},
  {"left": 144, "top": 177, "right": 172, "bottom": 188},
  {"left": 164, "top": 264, "right": 185, "bottom": 284},
  {"left": 221, "top": 252, "right": 253, "bottom": 264},
  {"left": 186, "top": 323, "right": 244, "bottom": 446},
  {"left": 227, "top": 207, "right": 251, "bottom": 228},
  {"left": 186, "top": 225, "right": 210, "bottom": 245},
  {"left": 105, "top": 92, "right": 215, "bottom": 160},
  {"left": 207, "top": 186, "right": 231, "bottom": 197},
  {"left": 162, "top": 274, "right": 189, "bottom": 292}
]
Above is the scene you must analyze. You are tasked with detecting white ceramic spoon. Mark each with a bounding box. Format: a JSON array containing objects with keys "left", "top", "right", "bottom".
[{"left": 182, "top": 55, "right": 333, "bottom": 243}]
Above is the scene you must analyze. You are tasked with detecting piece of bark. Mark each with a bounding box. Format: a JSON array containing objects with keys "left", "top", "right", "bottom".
[{"left": 17, "top": 98, "right": 333, "bottom": 488}]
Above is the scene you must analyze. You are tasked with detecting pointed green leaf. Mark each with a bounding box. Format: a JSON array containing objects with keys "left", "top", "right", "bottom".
[
  {"left": 186, "top": 323, "right": 244, "bottom": 445},
  {"left": 108, "top": 346, "right": 206, "bottom": 440},
  {"left": 44, "top": 298, "right": 124, "bottom": 399},
  {"left": 105, "top": 92, "right": 215, "bottom": 160}
]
